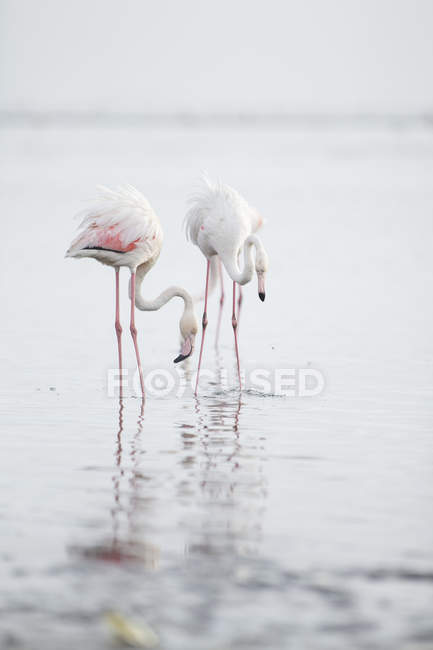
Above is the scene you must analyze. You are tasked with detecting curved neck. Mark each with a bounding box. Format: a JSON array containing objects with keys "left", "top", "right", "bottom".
[
  {"left": 221, "top": 234, "right": 264, "bottom": 285},
  {"left": 134, "top": 267, "right": 194, "bottom": 314}
]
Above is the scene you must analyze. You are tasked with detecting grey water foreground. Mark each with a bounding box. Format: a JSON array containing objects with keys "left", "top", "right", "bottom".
[
  {"left": 1, "top": 378, "right": 432, "bottom": 650},
  {"left": 1, "top": 123, "right": 433, "bottom": 649}
]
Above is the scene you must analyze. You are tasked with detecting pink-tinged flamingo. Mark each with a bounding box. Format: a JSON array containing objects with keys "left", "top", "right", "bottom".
[
  {"left": 184, "top": 176, "right": 269, "bottom": 394},
  {"left": 66, "top": 185, "right": 198, "bottom": 397}
]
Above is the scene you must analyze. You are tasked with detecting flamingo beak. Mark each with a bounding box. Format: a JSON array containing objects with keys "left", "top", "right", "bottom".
[
  {"left": 258, "top": 273, "right": 266, "bottom": 302},
  {"left": 173, "top": 336, "right": 194, "bottom": 363}
]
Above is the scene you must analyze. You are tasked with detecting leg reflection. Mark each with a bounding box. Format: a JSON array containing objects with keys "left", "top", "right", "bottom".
[
  {"left": 178, "top": 392, "right": 267, "bottom": 560},
  {"left": 69, "top": 398, "right": 159, "bottom": 568}
]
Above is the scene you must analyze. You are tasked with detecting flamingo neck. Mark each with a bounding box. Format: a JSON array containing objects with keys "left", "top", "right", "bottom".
[
  {"left": 134, "top": 268, "right": 194, "bottom": 314},
  {"left": 221, "top": 234, "right": 263, "bottom": 285}
]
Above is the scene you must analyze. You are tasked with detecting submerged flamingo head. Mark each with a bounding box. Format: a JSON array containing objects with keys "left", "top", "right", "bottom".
[{"left": 173, "top": 309, "right": 198, "bottom": 363}]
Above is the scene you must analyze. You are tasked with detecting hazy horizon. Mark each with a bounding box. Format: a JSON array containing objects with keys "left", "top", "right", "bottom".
[{"left": 1, "top": 0, "right": 432, "bottom": 115}]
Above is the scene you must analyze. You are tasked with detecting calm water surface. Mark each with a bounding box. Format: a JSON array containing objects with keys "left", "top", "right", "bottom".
[{"left": 1, "top": 123, "right": 433, "bottom": 649}]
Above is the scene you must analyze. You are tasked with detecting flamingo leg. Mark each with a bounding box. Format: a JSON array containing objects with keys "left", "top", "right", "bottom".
[
  {"left": 235, "top": 249, "right": 243, "bottom": 327},
  {"left": 114, "top": 268, "right": 123, "bottom": 397},
  {"left": 214, "top": 257, "right": 225, "bottom": 347},
  {"left": 232, "top": 281, "right": 242, "bottom": 390},
  {"left": 195, "top": 259, "right": 211, "bottom": 395},
  {"left": 129, "top": 271, "right": 145, "bottom": 397},
  {"left": 237, "top": 285, "right": 243, "bottom": 327}
]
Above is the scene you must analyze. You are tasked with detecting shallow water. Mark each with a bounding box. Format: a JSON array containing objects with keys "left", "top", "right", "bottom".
[{"left": 1, "top": 122, "right": 433, "bottom": 649}]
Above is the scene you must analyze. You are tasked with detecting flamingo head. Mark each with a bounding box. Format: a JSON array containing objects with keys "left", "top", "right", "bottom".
[
  {"left": 173, "top": 309, "right": 198, "bottom": 363},
  {"left": 255, "top": 248, "right": 269, "bottom": 302}
]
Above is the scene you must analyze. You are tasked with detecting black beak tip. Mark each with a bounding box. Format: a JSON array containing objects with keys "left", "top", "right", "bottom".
[
  {"left": 259, "top": 292, "right": 266, "bottom": 302},
  {"left": 174, "top": 349, "right": 193, "bottom": 364}
]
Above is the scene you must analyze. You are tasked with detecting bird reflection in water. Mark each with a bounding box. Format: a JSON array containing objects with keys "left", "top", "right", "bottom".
[
  {"left": 70, "top": 398, "right": 160, "bottom": 568},
  {"left": 178, "top": 380, "right": 267, "bottom": 562}
]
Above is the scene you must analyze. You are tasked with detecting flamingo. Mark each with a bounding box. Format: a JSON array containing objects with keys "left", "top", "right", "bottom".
[
  {"left": 185, "top": 176, "right": 269, "bottom": 394},
  {"left": 206, "top": 209, "right": 265, "bottom": 346},
  {"left": 66, "top": 185, "right": 198, "bottom": 397}
]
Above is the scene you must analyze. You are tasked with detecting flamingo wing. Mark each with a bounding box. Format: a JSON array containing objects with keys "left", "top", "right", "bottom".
[{"left": 67, "top": 185, "right": 162, "bottom": 260}]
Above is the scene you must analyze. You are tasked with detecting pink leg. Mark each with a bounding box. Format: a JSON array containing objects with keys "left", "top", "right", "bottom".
[
  {"left": 129, "top": 271, "right": 145, "bottom": 397},
  {"left": 235, "top": 250, "right": 243, "bottom": 327},
  {"left": 195, "top": 260, "right": 211, "bottom": 395},
  {"left": 237, "top": 285, "right": 243, "bottom": 327},
  {"left": 114, "top": 269, "right": 123, "bottom": 397},
  {"left": 214, "top": 258, "right": 225, "bottom": 347},
  {"left": 232, "top": 281, "right": 242, "bottom": 390}
]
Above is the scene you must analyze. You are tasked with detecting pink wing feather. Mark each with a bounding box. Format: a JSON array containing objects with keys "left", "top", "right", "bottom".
[
  {"left": 70, "top": 222, "right": 141, "bottom": 253},
  {"left": 67, "top": 185, "right": 162, "bottom": 258}
]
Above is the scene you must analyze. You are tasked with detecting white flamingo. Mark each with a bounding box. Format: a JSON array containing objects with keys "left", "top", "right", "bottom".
[
  {"left": 185, "top": 176, "right": 269, "bottom": 394},
  {"left": 66, "top": 185, "right": 198, "bottom": 397},
  {"left": 199, "top": 211, "right": 265, "bottom": 346}
]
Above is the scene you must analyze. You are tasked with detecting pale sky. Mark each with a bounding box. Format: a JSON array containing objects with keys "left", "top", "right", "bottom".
[{"left": 1, "top": 0, "right": 432, "bottom": 114}]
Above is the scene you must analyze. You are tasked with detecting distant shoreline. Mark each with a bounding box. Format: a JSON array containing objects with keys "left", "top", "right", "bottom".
[{"left": 1, "top": 110, "right": 433, "bottom": 130}]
